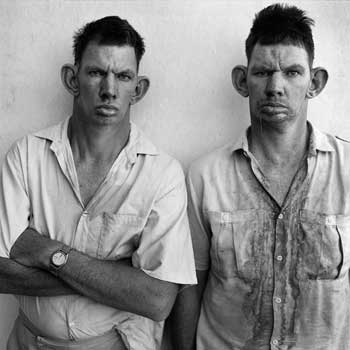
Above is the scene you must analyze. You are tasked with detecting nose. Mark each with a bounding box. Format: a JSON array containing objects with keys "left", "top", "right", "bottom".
[
  {"left": 100, "top": 73, "right": 117, "bottom": 101},
  {"left": 265, "top": 72, "right": 284, "bottom": 97}
]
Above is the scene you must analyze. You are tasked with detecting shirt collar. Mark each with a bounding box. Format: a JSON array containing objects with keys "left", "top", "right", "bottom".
[
  {"left": 307, "top": 121, "right": 334, "bottom": 155},
  {"left": 231, "top": 121, "right": 335, "bottom": 156},
  {"left": 33, "top": 117, "right": 160, "bottom": 163},
  {"left": 125, "top": 122, "right": 160, "bottom": 164}
]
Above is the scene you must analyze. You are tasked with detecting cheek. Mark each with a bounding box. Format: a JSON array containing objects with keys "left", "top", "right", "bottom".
[
  {"left": 248, "top": 85, "right": 264, "bottom": 105},
  {"left": 292, "top": 84, "right": 310, "bottom": 101},
  {"left": 79, "top": 83, "right": 98, "bottom": 99},
  {"left": 248, "top": 80, "right": 264, "bottom": 95},
  {"left": 121, "top": 86, "right": 136, "bottom": 99}
]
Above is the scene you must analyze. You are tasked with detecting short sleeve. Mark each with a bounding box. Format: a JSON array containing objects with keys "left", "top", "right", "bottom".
[
  {"left": 0, "top": 141, "right": 31, "bottom": 257},
  {"left": 132, "top": 160, "right": 197, "bottom": 285},
  {"left": 186, "top": 165, "right": 211, "bottom": 271}
]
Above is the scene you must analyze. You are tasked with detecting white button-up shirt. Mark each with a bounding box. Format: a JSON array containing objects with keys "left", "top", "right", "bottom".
[{"left": 0, "top": 117, "right": 197, "bottom": 350}]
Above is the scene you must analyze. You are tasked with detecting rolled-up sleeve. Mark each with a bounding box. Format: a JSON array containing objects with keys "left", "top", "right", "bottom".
[
  {"left": 0, "top": 141, "right": 30, "bottom": 257},
  {"left": 132, "top": 160, "right": 197, "bottom": 285}
]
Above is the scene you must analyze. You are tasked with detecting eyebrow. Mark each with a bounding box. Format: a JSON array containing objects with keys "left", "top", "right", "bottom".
[
  {"left": 284, "top": 64, "right": 306, "bottom": 72},
  {"left": 85, "top": 65, "right": 136, "bottom": 76},
  {"left": 250, "top": 63, "right": 306, "bottom": 72}
]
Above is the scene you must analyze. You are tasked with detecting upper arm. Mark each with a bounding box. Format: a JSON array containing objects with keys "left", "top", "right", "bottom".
[
  {"left": 167, "top": 165, "right": 212, "bottom": 348},
  {"left": 132, "top": 160, "right": 197, "bottom": 286},
  {"left": 0, "top": 142, "right": 30, "bottom": 257},
  {"left": 186, "top": 168, "right": 211, "bottom": 271}
]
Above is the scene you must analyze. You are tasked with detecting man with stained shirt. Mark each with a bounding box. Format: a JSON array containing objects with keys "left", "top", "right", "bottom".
[
  {"left": 0, "top": 16, "right": 196, "bottom": 349},
  {"left": 170, "top": 3, "right": 350, "bottom": 350}
]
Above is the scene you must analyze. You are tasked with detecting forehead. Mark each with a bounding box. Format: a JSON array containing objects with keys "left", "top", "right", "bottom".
[
  {"left": 249, "top": 43, "right": 310, "bottom": 68},
  {"left": 80, "top": 41, "right": 137, "bottom": 70}
]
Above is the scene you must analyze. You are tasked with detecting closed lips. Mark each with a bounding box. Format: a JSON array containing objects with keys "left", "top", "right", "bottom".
[
  {"left": 261, "top": 102, "right": 286, "bottom": 108},
  {"left": 96, "top": 105, "right": 118, "bottom": 111}
]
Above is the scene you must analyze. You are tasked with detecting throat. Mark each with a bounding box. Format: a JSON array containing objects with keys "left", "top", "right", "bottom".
[
  {"left": 258, "top": 153, "right": 307, "bottom": 207},
  {"left": 76, "top": 158, "right": 116, "bottom": 207}
]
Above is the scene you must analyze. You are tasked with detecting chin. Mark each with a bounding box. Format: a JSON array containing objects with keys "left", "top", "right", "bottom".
[{"left": 96, "top": 113, "right": 128, "bottom": 127}]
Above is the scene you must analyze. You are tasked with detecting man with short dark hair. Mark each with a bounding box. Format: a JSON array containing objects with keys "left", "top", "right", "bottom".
[
  {"left": 0, "top": 16, "right": 196, "bottom": 349},
  {"left": 170, "top": 4, "right": 348, "bottom": 350}
]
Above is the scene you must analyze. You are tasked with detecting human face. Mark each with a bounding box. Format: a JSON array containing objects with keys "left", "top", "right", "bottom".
[
  {"left": 247, "top": 43, "right": 312, "bottom": 127},
  {"left": 74, "top": 42, "right": 138, "bottom": 127}
]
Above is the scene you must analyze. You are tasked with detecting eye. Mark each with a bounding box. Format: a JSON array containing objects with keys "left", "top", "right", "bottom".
[
  {"left": 118, "top": 73, "right": 132, "bottom": 81},
  {"left": 286, "top": 70, "right": 300, "bottom": 77},
  {"left": 254, "top": 71, "right": 268, "bottom": 77},
  {"left": 88, "top": 70, "right": 103, "bottom": 77}
]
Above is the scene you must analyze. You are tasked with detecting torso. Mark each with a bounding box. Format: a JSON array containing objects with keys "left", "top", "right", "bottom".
[
  {"left": 76, "top": 159, "right": 114, "bottom": 207},
  {"left": 262, "top": 162, "right": 303, "bottom": 206}
]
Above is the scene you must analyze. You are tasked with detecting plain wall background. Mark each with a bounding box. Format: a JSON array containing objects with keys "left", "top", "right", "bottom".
[{"left": 1, "top": 0, "right": 350, "bottom": 347}]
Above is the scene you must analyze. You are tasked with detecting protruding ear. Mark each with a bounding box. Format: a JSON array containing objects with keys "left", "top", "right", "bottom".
[
  {"left": 306, "top": 67, "right": 328, "bottom": 99},
  {"left": 61, "top": 64, "right": 79, "bottom": 96},
  {"left": 131, "top": 76, "right": 150, "bottom": 105},
  {"left": 232, "top": 65, "right": 249, "bottom": 97}
]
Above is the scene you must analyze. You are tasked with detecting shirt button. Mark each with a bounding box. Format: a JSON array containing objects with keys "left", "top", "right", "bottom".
[
  {"left": 276, "top": 255, "right": 283, "bottom": 261},
  {"left": 82, "top": 211, "right": 88, "bottom": 216},
  {"left": 275, "top": 297, "right": 282, "bottom": 304},
  {"left": 278, "top": 213, "right": 283, "bottom": 219},
  {"left": 272, "top": 339, "right": 279, "bottom": 345}
]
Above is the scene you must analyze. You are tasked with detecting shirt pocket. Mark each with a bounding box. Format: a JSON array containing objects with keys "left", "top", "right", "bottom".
[
  {"left": 93, "top": 213, "right": 144, "bottom": 260},
  {"left": 298, "top": 210, "right": 350, "bottom": 280},
  {"left": 209, "top": 209, "right": 266, "bottom": 280}
]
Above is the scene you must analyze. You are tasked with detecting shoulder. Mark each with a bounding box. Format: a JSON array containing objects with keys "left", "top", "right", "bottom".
[
  {"left": 132, "top": 124, "right": 185, "bottom": 180},
  {"left": 322, "top": 131, "right": 350, "bottom": 154},
  {"left": 335, "top": 135, "right": 350, "bottom": 144},
  {"left": 131, "top": 127, "right": 185, "bottom": 190},
  {"left": 188, "top": 142, "right": 234, "bottom": 182},
  {"left": 13, "top": 120, "right": 65, "bottom": 150},
  {"left": 313, "top": 129, "right": 350, "bottom": 167},
  {"left": 5, "top": 120, "right": 66, "bottom": 165},
  {"left": 333, "top": 134, "right": 350, "bottom": 162}
]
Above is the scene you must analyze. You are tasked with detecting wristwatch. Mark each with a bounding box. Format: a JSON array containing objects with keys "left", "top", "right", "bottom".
[{"left": 50, "top": 245, "right": 72, "bottom": 275}]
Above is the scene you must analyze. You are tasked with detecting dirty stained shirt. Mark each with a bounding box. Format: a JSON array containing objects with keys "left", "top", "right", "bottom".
[
  {"left": 0, "top": 117, "right": 197, "bottom": 350},
  {"left": 188, "top": 123, "right": 350, "bottom": 350}
]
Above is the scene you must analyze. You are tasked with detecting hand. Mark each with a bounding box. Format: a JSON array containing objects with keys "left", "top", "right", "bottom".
[{"left": 9, "top": 228, "right": 61, "bottom": 269}]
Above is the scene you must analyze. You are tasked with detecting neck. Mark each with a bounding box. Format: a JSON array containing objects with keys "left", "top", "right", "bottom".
[
  {"left": 249, "top": 118, "right": 309, "bottom": 167},
  {"left": 68, "top": 115, "right": 130, "bottom": 163}
]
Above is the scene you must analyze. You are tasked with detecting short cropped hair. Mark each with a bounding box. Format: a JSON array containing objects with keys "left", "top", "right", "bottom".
[
  {"left": 245, "top": 4, "right": 315, "bottom": 65},
  {"left": 73, "top": 16, "right": 145, "bottom": 67}
]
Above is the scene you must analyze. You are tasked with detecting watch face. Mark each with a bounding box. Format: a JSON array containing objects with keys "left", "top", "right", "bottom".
[{"left": 52, "top": 251, "right": 67, "bottom": 267}]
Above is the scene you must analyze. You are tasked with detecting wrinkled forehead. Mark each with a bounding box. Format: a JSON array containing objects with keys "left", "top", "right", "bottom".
[
  {"left": 248, "top": 42, "right": 311, "bottom": 69},
  {"left": 79, "top": 41, "right": 138, "bottom": 69}
]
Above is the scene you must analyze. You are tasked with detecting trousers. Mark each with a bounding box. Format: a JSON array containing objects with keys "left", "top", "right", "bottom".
[{"left": 7, "top": 310, "right": 128, "bottom": 350}]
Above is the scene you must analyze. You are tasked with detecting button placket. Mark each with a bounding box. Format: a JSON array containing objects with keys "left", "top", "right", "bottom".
[{"left": 271, "top": 210, "right": 286, "bottom": 348}]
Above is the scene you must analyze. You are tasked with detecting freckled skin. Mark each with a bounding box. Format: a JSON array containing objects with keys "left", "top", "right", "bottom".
[{"left": 247, "top": 43, "right": 312, "bottom": 129}]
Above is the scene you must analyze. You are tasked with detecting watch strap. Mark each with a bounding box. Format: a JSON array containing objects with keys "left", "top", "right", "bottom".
[{"left": 50, "top": 244, "right": 72, "bottom": 276}]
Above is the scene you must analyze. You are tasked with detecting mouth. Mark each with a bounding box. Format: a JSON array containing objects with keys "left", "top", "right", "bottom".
[
  {"left": 95, "top": 105, "right": 119, "bottom": 116},
  {"left": 260, "top": 102, "right": 287, "bottom": 108},
  {"left": 260, "top": 102, "right": 288, "bottom": 115}
]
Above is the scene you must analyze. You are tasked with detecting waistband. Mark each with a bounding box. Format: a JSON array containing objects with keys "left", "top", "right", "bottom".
[{"left": 19, "top": 309, "right": 127, "bottom": 349}]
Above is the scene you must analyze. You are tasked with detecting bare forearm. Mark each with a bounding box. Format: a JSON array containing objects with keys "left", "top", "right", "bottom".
[
  {"left": 58, "top": 251, "right": 178, "bottom": 321},
  {"left": 168, "top": 287, "right": 201, "bottom": 350},
  {"left": 10, "top": 228, "right": 178, "bottom": 320},
  {"left": 168, "top": 270, "right": 208, "bottom": 350},
  {"left": 0, "top": 257, "right": 75, "bottom": 296}
]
